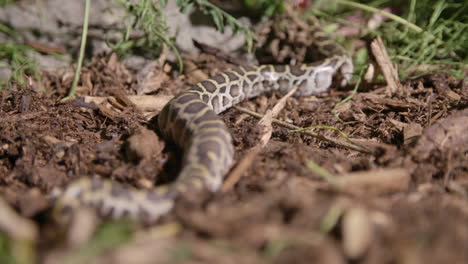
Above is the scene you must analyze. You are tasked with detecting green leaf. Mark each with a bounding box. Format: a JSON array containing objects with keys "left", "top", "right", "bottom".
[
  {"left": 227, "top": 17, "right": 236, "bottom": 29},
  {"left": 158, "top": 0, "right": 167, "bottom": 8},
  {"left": 180, "top": 2, "right": 194, "bottom": 13},
  {"left": 210, "top": 9, "right": 224, "bottom": 32}
]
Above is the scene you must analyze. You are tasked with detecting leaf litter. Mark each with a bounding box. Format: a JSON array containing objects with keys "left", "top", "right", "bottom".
[{"left": 0, "top": 5, "right": 467, "bottom": 264}]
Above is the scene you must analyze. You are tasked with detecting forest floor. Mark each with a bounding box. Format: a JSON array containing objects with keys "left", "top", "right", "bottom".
[{"left": 1, "top": 2, "right": 467, "bottom": 264}]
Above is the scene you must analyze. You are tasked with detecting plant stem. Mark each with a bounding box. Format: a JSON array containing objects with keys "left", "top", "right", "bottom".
[{"left": 62, "top": 0, "right": 90, "bottom": 101}]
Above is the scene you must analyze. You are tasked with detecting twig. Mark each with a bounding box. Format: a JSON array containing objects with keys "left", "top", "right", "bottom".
[
  {"left": 234, "top": 106, "right": 373, "bottom": 154},
  {"left": 291, "top": 126, "right": 352, "bottom": 142},
  {"left": 0, "top": 198, "right": 37, "bottom": 264},
  {"left": 221, "top": 86, "right": 299, "bottom": 191}
]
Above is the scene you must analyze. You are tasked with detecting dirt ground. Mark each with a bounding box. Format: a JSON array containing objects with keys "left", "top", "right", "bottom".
[{"left": 1, "top": 8, "right": 468, "bottom": 264}]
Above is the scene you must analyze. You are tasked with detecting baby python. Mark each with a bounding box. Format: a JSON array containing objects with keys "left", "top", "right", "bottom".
[{"left": 53, "top": 21, "right": 354, "bottom": 222}]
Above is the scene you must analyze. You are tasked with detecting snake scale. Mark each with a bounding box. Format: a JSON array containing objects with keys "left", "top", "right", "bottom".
[{"left": 53, "top": 19, "right": 353, "bottom": 222}]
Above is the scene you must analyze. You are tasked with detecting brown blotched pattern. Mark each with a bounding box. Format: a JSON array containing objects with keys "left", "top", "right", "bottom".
[{"left": 53, "top": 21, "right": 354, "bottom": 222}]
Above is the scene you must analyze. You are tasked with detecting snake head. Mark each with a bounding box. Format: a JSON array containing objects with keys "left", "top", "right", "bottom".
[{"left": 297, "top": 55, "right": 354, "bottom": 96}]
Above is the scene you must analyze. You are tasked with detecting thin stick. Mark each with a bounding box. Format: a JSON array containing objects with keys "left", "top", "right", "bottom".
[
  {"left": 234, "top": 106, "right": 373, "bottom": 154},
  {"left": 221, "top": 86, "right": 299, "bottom": 192}
]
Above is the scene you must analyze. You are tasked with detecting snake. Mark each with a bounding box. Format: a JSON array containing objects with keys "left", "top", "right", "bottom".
[{"left": 53, "top": 19, "right": 354, "bottom": 222}]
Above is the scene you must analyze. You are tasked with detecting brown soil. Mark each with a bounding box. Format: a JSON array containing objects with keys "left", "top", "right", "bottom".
[{"left": 1, "top": 17, "right": 468, "bottom": 264}]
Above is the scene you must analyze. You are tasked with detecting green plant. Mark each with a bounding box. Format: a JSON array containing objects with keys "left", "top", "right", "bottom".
[
  {"left": 64, "top": 0, "right": 262, "bottom": 99},
  {"left": 113, "top": 0, "right": 183, "bottom": 70},
  {"left": 0, "top": 42, "right": 39, "bottom": 89},
  {"left": 243, "top": 0, "right": 285, "bottom": 18},
  {"left": 62, "top": 0, "right": 90, "bottom": 101},
  {"left": 0, "top": 0, "right": 16, "bottom": 7},
  {"left": 63, "top": 221, "right": 133, "bottom": 264},
  {"left": 174, "top": 0, "right": 256, "bottom": 51},
  {"left": 113, "top": 0, "right": 259, "bottom": 64},
  {"left": 309, "top": 0, "right": 467, "bottom": 79},
  {"left": 0, "top": 233, "right": 15, "bottom": 264}
]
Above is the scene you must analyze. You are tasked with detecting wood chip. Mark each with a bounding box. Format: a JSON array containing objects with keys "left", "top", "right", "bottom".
[
  {"left": 135, "top": 61, "right": 170, "bottom": 95},
  {"left": 96, "top": 102, "right": 119, "bottom": 120},
  {"left": 403, "top": 123, "right": 423, "bottom": 146},
  {"left": 370, "top": 36, "right": 402, "bottom": 96},
  {"left": 0, "top": 197, "right": 37, "bottom": 241},
  {"left": 113, "top": 90, "right": 137, "bottom": 108},
  {"left": 126, "top": 126, "right": 164, "bottom": 162},
  {"left": 335, "top": 168, "right": 410, "bottom": 195},
  {"left": 84, "top": 95, "right": 173, "bottom": 119},
  {"left": 342, "top": 207, "right": 373, "bottom": 259},
  {"left": 364, "top": 63, "right": 375, "bottom": 83},
  {"left": 412, "top": 108, "right": 468, "bottom": 161},
  {"left": 444, "top": 89, "right": 461, "bottom": 103},
  {"left": 67, "top": 208, "right": 98, "bottom": 248}
]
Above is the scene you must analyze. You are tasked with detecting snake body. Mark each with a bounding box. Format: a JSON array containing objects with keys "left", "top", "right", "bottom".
[{"left": 54, "top": 22, "right": 353, "bottom": 222}]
